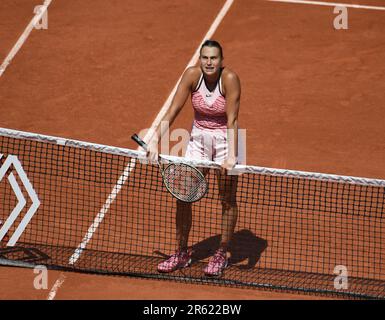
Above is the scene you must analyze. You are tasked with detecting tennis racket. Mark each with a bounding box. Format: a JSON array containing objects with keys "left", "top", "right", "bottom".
[{"left": 131, "top": 134, "right": 208, "bottom": 203}]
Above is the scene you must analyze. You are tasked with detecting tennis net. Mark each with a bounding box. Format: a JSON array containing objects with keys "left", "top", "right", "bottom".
[{"left": 0, "top": 127, "right": 384, "bottom": 299}]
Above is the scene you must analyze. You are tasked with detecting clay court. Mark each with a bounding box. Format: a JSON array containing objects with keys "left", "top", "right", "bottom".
[{"left": 0, "top": 0, "right": 384, "bottom": 300}]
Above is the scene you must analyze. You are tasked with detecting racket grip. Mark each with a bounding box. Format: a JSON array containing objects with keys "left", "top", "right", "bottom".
[{"left": 131, "top": 134, "right": 147, "bottom": 150}]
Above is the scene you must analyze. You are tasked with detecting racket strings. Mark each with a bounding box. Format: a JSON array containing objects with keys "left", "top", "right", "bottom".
[{"left": 163, "top": 163, "right": 207, "bottom": 202}]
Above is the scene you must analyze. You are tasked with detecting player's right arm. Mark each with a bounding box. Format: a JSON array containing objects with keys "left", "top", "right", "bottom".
[{"left": 146, "top": 67, "right": 200, "bottom": 161}]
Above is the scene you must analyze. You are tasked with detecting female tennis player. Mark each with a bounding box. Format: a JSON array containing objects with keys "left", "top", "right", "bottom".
[{"left": 146, "top": 40, "right": 242, "bottom": 277}]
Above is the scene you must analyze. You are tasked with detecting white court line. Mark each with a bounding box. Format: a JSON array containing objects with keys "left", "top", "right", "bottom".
[
  {"left": 47, "top": 273, "right": 66, "bottom": 300},
  {"left": 268, "top": 0, "right": 385, "bottom": 10},
  {"left": 48, "top": 0, "right": 235, "bottom": 300},
  {"left": 0, "top": 0, "right": 52, "bottom": 77}
]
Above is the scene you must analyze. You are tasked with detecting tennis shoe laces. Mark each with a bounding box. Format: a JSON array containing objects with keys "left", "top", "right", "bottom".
[{"left": 157, "top": 250, "right": 192, "bottom": 273}]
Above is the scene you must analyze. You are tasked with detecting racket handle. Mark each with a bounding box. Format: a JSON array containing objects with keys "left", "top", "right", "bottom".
[{"left": 131, "top": 133, "right": 147, "bottom": 150}]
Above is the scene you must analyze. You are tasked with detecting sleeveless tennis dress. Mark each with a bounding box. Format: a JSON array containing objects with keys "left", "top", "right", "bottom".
[{"left": 185, "top": 69, "right": 245, "bottom": 164}]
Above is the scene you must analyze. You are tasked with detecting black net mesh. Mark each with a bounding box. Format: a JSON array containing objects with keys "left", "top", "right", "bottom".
[{"left": 0, "top": 130, "right": 384, "bottom": 299}]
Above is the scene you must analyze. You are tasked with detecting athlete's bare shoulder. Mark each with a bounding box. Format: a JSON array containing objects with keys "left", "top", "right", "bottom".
[
  {"left": 183, "top": 66, "right": 201, "bottom": 79},
  {"left": 222, "top": 67, "right": 240, "bottom": 96},
  {"left": 182, "top": 66, "right": 202, "bottom": 90},
  {"left": 222, "top": 67, "right": 240, "bottom": 83}
]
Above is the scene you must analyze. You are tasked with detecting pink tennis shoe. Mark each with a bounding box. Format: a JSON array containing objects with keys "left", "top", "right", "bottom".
[
  {"left": 204, "top": 248, "right": 228, "bottom": 277},
  {"left": 157, "top": 250, "right": 192, "bottom": 273},
  {"left": 157, "top": 248, "right": 228, "bottom": 276}
]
